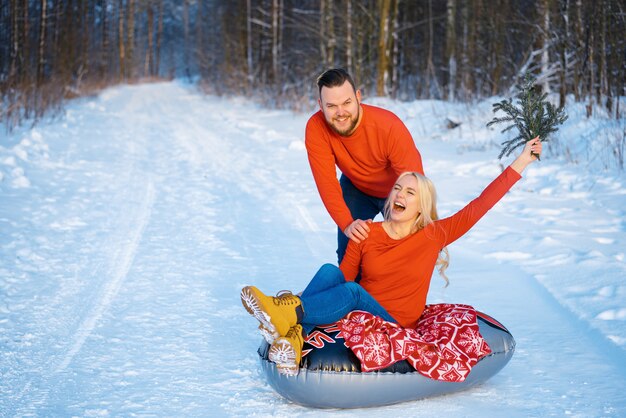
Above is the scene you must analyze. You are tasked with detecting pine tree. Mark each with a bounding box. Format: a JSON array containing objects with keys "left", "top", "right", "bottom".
[{"left": 487, "top": 73, "right": 568, "bottom": 160}]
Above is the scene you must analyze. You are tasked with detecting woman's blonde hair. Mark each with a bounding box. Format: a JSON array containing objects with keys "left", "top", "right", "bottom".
[{"left": 383, "top": 172, "right": 450, "bottom": 286}]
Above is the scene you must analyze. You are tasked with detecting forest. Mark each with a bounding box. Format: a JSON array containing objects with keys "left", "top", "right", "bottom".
[{"left": 1, "top": 0, "right": 624, "bottom": 132}]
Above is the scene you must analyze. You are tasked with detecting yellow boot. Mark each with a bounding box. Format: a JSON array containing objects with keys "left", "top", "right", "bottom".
[
  {"left": 258, "top": 323, "right": 279, "bottom": 345},
  {"left": 269, "top": 324, "right": 304, "bottom": 376},
  {"left": 240, "top": 286, "right": 304, "bottom": 337}
]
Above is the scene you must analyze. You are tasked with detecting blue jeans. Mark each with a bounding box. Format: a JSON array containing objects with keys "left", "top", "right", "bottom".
[
  {"left": 337, "top": 175, "right": 387, "bottom": 264},
  {"left": 299, "top": 264, "right": 396, "bottom": 335}
]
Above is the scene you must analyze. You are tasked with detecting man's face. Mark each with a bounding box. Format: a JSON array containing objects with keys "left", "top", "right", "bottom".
[{"left": 318, "top": 81, "right": 362, "bottom": 136}]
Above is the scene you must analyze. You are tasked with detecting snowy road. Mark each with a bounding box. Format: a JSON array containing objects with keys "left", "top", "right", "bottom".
[{"left": 1, "top": 82, "right": 625, "bottom": 417}]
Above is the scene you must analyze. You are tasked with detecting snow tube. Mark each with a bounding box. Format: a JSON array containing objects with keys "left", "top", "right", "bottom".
[{"left": 258, "top": 311, "right": 515, "bottom": 408}]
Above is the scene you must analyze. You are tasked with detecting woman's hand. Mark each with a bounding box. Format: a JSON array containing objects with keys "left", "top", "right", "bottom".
[{"left": 510, "top": 136, "right": 542, "bottom": 174}]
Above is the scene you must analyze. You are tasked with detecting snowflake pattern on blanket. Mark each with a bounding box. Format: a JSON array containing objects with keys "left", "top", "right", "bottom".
[{"left": 338, "top": 304, "right": 492, "bottom": 382}]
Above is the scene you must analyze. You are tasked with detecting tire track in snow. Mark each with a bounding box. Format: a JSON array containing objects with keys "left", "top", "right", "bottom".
[
  {"left": 10, "top": 180, "right": 156, "bottom": 416},
  {"left": 8, "top": 117, "right": 156, "bottom": 416},
  {"left": 50, "top": 87, "right": 159, "bottom": 373},
  {"left": 55, "top": 180, "right": 156, "bottom": 373},
  {"left": 12, "top": 180, "right": 156, "bottom": 414}
]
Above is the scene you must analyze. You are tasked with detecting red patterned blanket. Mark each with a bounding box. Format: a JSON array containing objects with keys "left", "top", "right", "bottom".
[{"left": 338, "top": 304, "right": 492, "bottom": 382}]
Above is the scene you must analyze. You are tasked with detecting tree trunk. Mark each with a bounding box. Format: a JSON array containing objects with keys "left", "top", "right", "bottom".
[
  {"left": 490, "top": 0, "right": 504, "bottom": 96},
  {"left": 145, "top": 1, "right": 154, "bottom": 77},
  {"left": 326, "top": 1, "right": 335, "bottom": 66},
  {"left": 598, "top": 0, "right": 608, "bottom": 109},
  {"left": 605, "top": 0, "right": 621, "bottom": 117},
  {"left": 101, "top": 0, "right": 109, "bottom": 79},
  {"left": 459, "top": 1, "right": 471, "bottom": 100},
  {"left": 37, "top": 0, "right": 47, "bottom": 87},
  {"left": 573, "top": 0, "right": 584, "bottom": 101},
  {"left": 195, "top": 0, "right": 206, "bottom": 79},
  {"left": 118, "top": 0, "right": 125, "bottom": 80},
  {"left": 390, "top": 0, "right": 400, "bottom": 98},
  {"left": 346, "top": 0, "right": 353, "bottom": 71},
  {"left": 558, "top": 0, "right": 569, "bottom": 108},
  {"left": 10, "top": 0, "right": 19, "bottom": 80},
  {"left": 539, "top": 0, "right": 551, "bottom": 93},
  {"left": 155, "top": 0, "right": 163, "bottom": 76},
  {"left": 80, "top": 0, "right": 90, "bottom": 85},
  {"left": 127, "top": 0, "right": 135, "bottom": 79},
  {"left": 464, "top": 0, "right": 479, "bottom": 98},
  {"left": 376, "top": 0, "right": 391, "bottom": 96},
  {"left": 319, "top": 0, "right": 327, "bottom": 65},
  {"left": 183, "top": 0, "right": 190, "bottom": 79},
  {"left": 22, "top": 0, "right": 29, "bottom": 86},
  {"left": 353, "top": 3, "right": 366, "bottom": 86},
  {"left": 445, "top": 0, "right": 456, "bottom": 101},
  {"left": 425, "top": 0, "right": 433, "bottom": 97},
  {"left": 425, "top": 0, "right": 440, "bottom": 98},
  {"left": 271, "top": 0, "right": 279, "bottom": 82},
  {"left": 246, "top": 0, "right": 253, "bottom": 85},
  {"left": 587, "top": 3, "right": 595, "bottom": 117}
]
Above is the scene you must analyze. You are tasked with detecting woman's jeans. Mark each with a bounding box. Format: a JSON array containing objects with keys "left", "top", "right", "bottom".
[{"left": 299, "top": 263, "right": 396, "bottom": 335}]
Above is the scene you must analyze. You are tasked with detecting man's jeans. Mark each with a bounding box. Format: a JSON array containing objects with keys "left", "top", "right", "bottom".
[
  {"left": 337, "top": 175, "right": 387, "bottom": 264},
  {"left": 299, "top": 263, "right": 396, "bottom": 335}
]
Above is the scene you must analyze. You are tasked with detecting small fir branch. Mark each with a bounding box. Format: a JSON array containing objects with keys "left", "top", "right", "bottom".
[{"left": 487, "top": 73, "right": 568, "bottom": 160}]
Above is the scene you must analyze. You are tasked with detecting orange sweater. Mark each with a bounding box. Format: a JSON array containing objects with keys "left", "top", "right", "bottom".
[
  {"left": 339, "top": 166, "right": 522, "bottom": 328},
  {"left": 305, "top": 104, "right": 424, "bottom": 231}
]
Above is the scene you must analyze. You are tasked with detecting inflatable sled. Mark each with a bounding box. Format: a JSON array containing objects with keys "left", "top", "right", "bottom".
[{"left": 258, "top": 309, "right": 515, "bottom": 409}]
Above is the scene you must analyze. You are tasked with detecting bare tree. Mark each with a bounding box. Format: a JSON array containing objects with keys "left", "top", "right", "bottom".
[
  {"left": 538, "top": 0, "right": 551, "bottom": 93},
  {"left": 390, "top": 0, "right": 400, "bottom": 97},
  {"left": 37, "top": 0, "right": 48, "bottom": 87},
  {"left": 2, "top": 0, "right": 624, "bottom": 135},
  {"left": 319, "top": 0, "right": 335, "bottom": 67},
  {"left": 445, "top": 0, "right": 456, "bottom": 101},
  {"left": 145, "top": 0, "right": 155, "bottom": 77},
  {"left": 346, "top": 0, "right": 353, "bottom": 71},
  {"left": 376, "top": 0, "right": 391, "bottom": 96},
  {"left": 271, "top": 0, "right": 281, "bottom": 82},
  {"left": 557, "top": 0, "right": 570, "bottom": 108},
  {"left": 127, "top": 0, "right": 135, "bottom": 78},
  {"left": 459, "top": 0, "right": 476, "bottom": 100},
  {"left": 118, "top": 0, "right": 126, "bottom": 80},
  {"left": 155, "top": 0, "right": 163, "bottom": 76},
  {"left": 587, "top": 3, "right": 596, "bottom": 116},
  {"left": 183, "top": 0, "right": 190, "bottom": 78},
  {"left": 425, "top": 0, "right": 441, "bottom": 98},
  {"left": 247, "top": 0, "right": 253, "bottom": 84}
]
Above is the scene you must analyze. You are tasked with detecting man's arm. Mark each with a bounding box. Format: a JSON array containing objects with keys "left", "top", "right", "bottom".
[
  {"left": 388, "top": 118, "right": 424, "bottom": 176},
  {"left": 305, "top": 118, "right": 354, "bottom": 232}
]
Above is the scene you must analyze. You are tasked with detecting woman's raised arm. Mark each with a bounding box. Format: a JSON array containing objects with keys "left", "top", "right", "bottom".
[{"left": 510, "top": 137, "right": 542, "bottom": 174}]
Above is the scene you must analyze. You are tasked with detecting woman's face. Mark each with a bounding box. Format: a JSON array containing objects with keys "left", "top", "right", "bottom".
[{"left": 388, "top": 174, "right": 421, "bottom": 223}]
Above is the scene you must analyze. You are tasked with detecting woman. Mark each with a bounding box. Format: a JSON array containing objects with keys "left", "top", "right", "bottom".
[{"left": 241, "top": 138, "right": 542, "bottom": 376}]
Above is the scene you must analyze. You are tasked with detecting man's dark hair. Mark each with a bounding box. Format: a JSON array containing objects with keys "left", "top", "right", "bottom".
[{"left": 316, "top": 68, "right": 357, "bottom": 96}]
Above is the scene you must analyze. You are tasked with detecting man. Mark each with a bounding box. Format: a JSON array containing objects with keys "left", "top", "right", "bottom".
[{"left": 305, "top": 68, "right": 424, "bottom": 263}]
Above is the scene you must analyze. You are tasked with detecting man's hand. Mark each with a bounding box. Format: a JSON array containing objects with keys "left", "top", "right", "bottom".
[{"left": 344, "top": 219, "right": 372, "bottom": 244}]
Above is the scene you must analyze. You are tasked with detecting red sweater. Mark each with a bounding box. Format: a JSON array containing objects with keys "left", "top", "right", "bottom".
[
  {"left": 339, "top": 166, "right": 522, "bottom": 328},
  {"left": 305, "top": 104, "right": 424, "bottom": 231}
]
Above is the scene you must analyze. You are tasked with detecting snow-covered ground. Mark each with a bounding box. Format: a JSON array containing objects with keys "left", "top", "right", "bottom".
[{"left": 0, "top": 81, "right": 624, "bottom": 417}]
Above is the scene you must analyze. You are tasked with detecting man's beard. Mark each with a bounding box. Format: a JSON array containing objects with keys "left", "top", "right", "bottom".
[{"left": 328, "top": 107, "right": 360, "bottom": 136}]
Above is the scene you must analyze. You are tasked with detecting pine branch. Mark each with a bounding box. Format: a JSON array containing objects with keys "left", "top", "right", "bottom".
[{"left": 487, "top": 73, "right": 568, "bottom": 160}]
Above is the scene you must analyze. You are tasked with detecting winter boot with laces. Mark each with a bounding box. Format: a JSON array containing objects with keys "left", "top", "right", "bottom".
[
  {"left": 257, "top": 323, "right": 279, "bottom": 345},
  {"left": 268, "top": 324, "right": 304, "bottom": 376},
  {"left": 240, "top": 286, "right": 304, "bottom": 338}
]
